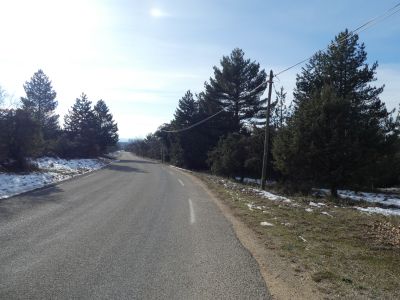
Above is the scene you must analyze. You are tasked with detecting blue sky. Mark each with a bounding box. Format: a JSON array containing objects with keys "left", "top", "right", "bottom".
[{"left": 0, "top": 0, "right": 399, "bottom": 139}]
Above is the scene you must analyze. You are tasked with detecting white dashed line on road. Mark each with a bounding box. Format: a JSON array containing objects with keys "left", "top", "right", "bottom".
[
  {"left": 188, "top": 198, "right": 195, "bottom": 224},
  {"left": 178, "top": 179, "right": 185, "bottom": 187}
]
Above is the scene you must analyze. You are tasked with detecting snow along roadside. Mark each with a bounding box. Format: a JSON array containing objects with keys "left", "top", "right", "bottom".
[{"left": 0, "top": 155, "right": 118, "bottom": 200}]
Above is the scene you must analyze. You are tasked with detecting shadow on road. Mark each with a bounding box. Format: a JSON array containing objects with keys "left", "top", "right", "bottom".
[
  {"left": 0, "top": 186, "right": 64, "bottom": 220},
  {"left": 117, "top": 159, "right": 158, "bottom": 165},
  {"left": 105, "top": 164, "right": 148, "bottom": 173}
]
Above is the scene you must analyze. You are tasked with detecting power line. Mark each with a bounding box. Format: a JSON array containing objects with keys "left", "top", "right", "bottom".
[
  {"left": 357, "top": 5, "right": 400, "bottom": 35},
  {"left": 160, "top": 108, "right": 226, "bottom": 133},
  {"left": 275, "top": 2, "right": 400, "bottom": 76}
]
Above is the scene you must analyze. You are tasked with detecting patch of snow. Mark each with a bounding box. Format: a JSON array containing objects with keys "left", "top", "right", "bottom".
[
  {"left": 251, "top": 188, "right": 292, "bottom": 203},
  {"left": 0, "top": 157, "right": 108, "bottom": 199},
  {"left": 234, "top": 177, "right": 277, "bottom": 185},
  {"left": 299, "top": 236, "right": 307, "bottom": 242},
  {"left": 235, "top": 177, "right": 260, "bottom": 185},
  {"left": 246, "top": 202, "right": 265, "bottom": 211},
  {"left": 321, "top": 211, "right": 334, "bottom": 218},
  {"left": 356, "top": 207, "right": 400, "bottom": 217},
  {"left": 309, "top": 201, "right": 326, "bottom": 208},
  {"left": 169, "top": 165, "right": 193, "bottom": 173},
  {"left": 315, "top": 188, "right": 400, "bottom": 209},
  {"left": 36, "top": 157, "right": 105, "bottom": 174},
  {"left": 305, "top": 208, "right": 313, "bottom": 213},
  {"left": 260, "top": 221, "right": 274, "bottom": 226}
]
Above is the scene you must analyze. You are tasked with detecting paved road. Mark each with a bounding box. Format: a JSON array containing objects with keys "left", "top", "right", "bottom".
[{"left": 0, "top": 152, "right": 269, "bottom": 299}]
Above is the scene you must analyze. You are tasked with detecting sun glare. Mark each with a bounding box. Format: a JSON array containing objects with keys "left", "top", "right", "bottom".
[{"left": 150, "top": 8, "right": 164, "bottom": 18}]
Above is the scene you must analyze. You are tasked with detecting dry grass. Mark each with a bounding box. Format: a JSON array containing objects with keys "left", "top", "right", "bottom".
[{"left": 198, "top": 174, "right": 400, "bottom": 299}]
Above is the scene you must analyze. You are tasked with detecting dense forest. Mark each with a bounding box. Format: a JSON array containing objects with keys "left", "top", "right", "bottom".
[
  {"left": 126, "top": 30, "right": 400, "bottom": 195},
  {"left": 0, "top": 70, "right": 119, "bottom": 171}
]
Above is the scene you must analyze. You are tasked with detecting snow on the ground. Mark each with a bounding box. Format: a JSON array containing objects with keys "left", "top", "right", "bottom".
[
  {"left": 36, "top": 157, "right": 106, "bottom": 174},
  {"left": 356, "top": 207, "right": 400, "bottom": 217},
  {"left": 0, "top": 157, "right": 108, "bottom": 199},
  {"left": 316, "top": 189, "right": 400, "bottom": 209},
  {"left": 260, "top": 221, "right": 274, "bottom": 226},
  {"left": 217, "top": 176, "right": 400, "bottom": 218},
  {"left": 313, "top": 188, "right": 400, "bottom": 217},
  {"left": 234, "top": 177, "right": 276, "bottom": 186},
  {"left": 246, "top": 202, "right": 266, "bottom": 211},
  {"left": 251, "top": 188, "right": 293, "bottom": 203},
  {"left": 321, "top": 211, "right": 334, "bottom": 218},
  {"left": 169, "top": 165, "right": 193, "bottom": 173}
]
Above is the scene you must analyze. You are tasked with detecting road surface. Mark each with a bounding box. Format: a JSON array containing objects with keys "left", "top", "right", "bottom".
[{"left": 0, "top": 152, "right": 269, "bottom": 299}]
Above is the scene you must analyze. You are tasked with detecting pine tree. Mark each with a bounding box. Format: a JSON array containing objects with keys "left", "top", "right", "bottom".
[
  {"left": 271, "top": 87, "right": 292, "bottom": 129},
  {"left": 21, "top": 69, "right": 59, "bottom": 139},
  {"left": 0, "top": 109, "right": 42, "bottom": 170},
  {"left": 93, "top": 100, "right": 119, "bottom": 153},
  {"left": 64, "top": 93, "right": 99, "bottom": 157},
  {"left": 204, "top": 48, "right": 267, "bottom": 132},
  {"left": 170, "top": 90, "right": 207, "bottom": 169},
  {"left": 273, "top": 30, "right": 398, "bottom": 195},
  {"left": 207, "top": 133, "right": 248, "bottom": 178}
]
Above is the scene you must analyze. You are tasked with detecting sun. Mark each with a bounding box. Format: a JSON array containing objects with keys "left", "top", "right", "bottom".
[{"left": 150, "top": 8, "right": 164, "bottom": 18}]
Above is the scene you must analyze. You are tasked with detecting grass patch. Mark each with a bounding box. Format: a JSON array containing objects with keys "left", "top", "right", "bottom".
[
  {"left": 312, "top": 270, "right": 338, "bottom": 283},
  {"left": 198, "top": 174, "right": 400, "bottom": 299}
]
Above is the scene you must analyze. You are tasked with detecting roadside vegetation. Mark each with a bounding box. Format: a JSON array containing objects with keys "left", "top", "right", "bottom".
[
  {"left": 0, "top": 70, "right": 119, "bottom": 172},
  {"left": 199, "top": 174, "right": 400, "bottom": 299}
]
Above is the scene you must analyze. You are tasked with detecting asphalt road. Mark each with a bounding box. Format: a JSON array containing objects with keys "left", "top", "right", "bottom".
[{"left": 0, "top": 152, "right": 270, "bottom": 299}]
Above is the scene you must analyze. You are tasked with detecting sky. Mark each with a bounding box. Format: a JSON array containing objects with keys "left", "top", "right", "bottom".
[{"left": 0, "top": 0, "right": 399, "bottom": 140}]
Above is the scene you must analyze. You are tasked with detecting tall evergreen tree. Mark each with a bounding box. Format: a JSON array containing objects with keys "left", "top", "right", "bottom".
[
  {"left": 94, "top": 100, "right": 119, "bottom": 152},
  {"left": 271, "top": 87, "right": 292, "bottom": 129},
  {"left": 0, "top": 109, "right": 42, "bottom": 170},
  {"left": 169, "top": 90, "right": 206, "bottom": 168},
  {"left": 204, "top": 48, "right": 267, "bottom": 132},
  {"left": 273, "top": 30, "right": 398, "bottom": 195},
  {"left": 208, "top": 133, "right": 248, "bottom": 179},
  {"left": 64, "top": 93, "right": 98, "bottom": 157},
  {"left": 21, "top": 69, "right": 59, "bottom": 139}
]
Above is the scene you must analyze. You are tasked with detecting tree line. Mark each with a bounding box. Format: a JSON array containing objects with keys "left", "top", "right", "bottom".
[
  {"left": 0, "top": 70, "right": 119, "bottom": 171},
  {"left": 126, "top": 30, "right": 400, "bottom": 195}
]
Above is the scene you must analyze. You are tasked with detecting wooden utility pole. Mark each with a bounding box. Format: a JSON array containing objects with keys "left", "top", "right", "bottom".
[{"left": 261, "top": 70, "right": 274, "bottom": 190}]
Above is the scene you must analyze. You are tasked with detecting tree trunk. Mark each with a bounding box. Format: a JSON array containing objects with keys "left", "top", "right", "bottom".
[{"left": 330, "top": 186, "right": 338, "bottom": 198}]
